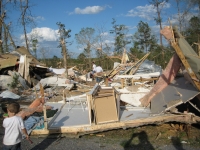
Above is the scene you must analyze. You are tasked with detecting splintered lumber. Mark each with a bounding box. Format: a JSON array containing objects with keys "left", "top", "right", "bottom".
[
  {"left": 107, "top": 64, "right": 124, "bottom": 79},
  {"left": 97, "top": 89, "right": 113, "bottom": 94},
  {"left": 132, "top": 77, "right": 158, "bottom": 83},
  {"left": 88, "top": 83, "right": 100, "bottom": 96},
  {"left": 43, "top": 105, "right": 48, "bottom": 129},
  {"left": 140, "top": 54, "right": 181, "bottom": 107},
  {"left": 129, "top": 52, "right": 150, "bottom": 75},
  {"left": 160, "top": 26, "right": 200, "bottom": 91},
  {"left": 40, "top": 83, "right": 44, "bottom": 97},
  {"left": 0, "top": 57, "right": 18, "bottom": 69},
  {"left": 30, "top": 114, "right": 200, "bottom": 135},
  {"left": 95, "top": 94, "right": 113, "bottom": 98},
  {"left": 171, "top": 42, "right": 200, "bottom": 90},
  {"left": 123, "top": 52, "right": 150, "bottom": 75}
]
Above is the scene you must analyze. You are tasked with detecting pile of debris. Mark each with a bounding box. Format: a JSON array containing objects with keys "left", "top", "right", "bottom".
[{"left": 0, "top": 25, "right": 200, "bottom": 137}]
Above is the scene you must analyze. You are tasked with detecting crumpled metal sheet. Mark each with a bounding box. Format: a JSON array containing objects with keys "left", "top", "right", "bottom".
[{"left": 151, "top": 77, "right": 200, "bottom": 114}]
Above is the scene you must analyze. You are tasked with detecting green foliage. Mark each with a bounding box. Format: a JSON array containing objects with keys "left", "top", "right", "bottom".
[
  {"left": 133, "top": 21, "right": 158, "bottom": 53},
  {"left": 77, "top": 53, "right": 86, "bottom": 62},
  {"left": 7, "top": 74, "right": 19, "bottom": 89},
  {"left": 110, "top": 18, "right": 130, "bottom": 54},
  {"left": 130, "top": 45, "right": 145, "bottom": 61},
  {"left": 184, "top": 16, "right": 200, "bottom": 54},
  {"left": 131, "top": 20, "right": 175, "bottom": 68},
  {"left": 148, "top": 45, "right": 174, "bottom": 68},
  {"left": 56, "top": 22, "right": 72, "bottom": 48},
  {"left": 32, "top": 39, "right": 38, "bottom": 58}
]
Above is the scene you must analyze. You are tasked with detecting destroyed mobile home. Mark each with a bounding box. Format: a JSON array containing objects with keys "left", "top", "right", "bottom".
[{"left": 0, "top": 25, "right": 200, "bottom": 137}]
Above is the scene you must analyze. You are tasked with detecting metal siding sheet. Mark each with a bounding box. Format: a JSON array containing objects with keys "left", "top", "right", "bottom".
[{"left": 151, "top": 77, "right": 200, "bottom": 114}]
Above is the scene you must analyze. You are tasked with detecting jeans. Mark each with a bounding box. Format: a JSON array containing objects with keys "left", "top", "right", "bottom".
[
  {"left": 96, "top": 77, "right": 102, "bottom": 83},
  {"left": 2, "top": 143, "right": 21, "bottom": 150}
]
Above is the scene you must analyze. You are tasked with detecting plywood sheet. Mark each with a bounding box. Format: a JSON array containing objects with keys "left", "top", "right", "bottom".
[{"left": 94, "top": 95, "right": 118, "bottom": 124}]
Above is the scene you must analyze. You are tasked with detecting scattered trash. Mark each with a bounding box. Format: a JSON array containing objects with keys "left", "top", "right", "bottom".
[{"left": 0, "top": 90, "right": 20, "bottom": 99}]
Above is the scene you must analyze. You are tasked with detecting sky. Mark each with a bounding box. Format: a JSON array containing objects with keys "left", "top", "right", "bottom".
[{"left": 5, "top": 0, "right": 197, "bottom": 58}]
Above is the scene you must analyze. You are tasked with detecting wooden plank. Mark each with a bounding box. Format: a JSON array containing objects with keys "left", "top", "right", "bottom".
[
  {"left": 0, "top": 58, "right": 18, "bottom": 69},
  {"left": 107, "top": 64, "right": 124, "bottom": 79},
  {"left": 123, "top": 52, "right": 150, "bottom": 75},
  {"left": 97, "top": 88, "right": 113, "bottom": 94},
  {"left": 95, "top": 94, "right": 113, "bottom": 98},
  {"left": 121, "top": 78, "right": 125, "bottom": 88},
  {"left": 18, "top": 55, "right": 25, "bottom": 77},
  {"left": 129, "top": 52, "right": 150, "bottom": 75},
  {"left": 24, "top": 56, "right": 32, "bottom": 85},
  {"left": 88, "top": 83, "right": 100, "bottom": 95},
  {"left": 43, "top": 105, "right": 48, "bottom": 129},
  {"left": 30, "top": 114, "right": 200, "bottom": 135},
  {"left": 105, "top": 77, "right": 108, "bottom": 86},
  {"left": 131, "top": 77, "right": 158, "bottom": 83},
  {"left": 113, "top": 87, "right": 120, "bottom": 95},
  {"left": 171, "top": 42, "right": 200, "bottom": 90},
  {"left": 86, "top": 94, "right": 92, "bottom": 125}
]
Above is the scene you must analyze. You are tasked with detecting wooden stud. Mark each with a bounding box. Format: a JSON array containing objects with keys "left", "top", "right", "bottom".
[
  {"left": 63, "top": 90, "right": 66, "bottom": 104},
  {"left": 86, "top": 94, "right": 92, "bottom": 125},
  {"left": 171, "top": 42, "right": 200, "bottom": 90},
  {"left": 121, "top": 78, "right": 124, "bottom": 88},
  {"left": 105, "top": 77, "right": 108, "bottom": 87},
  {"left": 43, "top": 105, "right": 48, "bottom": 129},
  {"left": 30, "top": 114, "right": 199, "bottom": 136}
]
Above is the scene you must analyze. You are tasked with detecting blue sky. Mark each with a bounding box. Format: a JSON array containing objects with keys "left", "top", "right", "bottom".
[{"left": 5, "top": 0, "right": 198, "bottom": 58}]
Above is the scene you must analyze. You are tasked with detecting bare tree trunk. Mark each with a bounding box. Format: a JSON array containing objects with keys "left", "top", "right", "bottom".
[
  {"left": 3, "top": 23, "right": 16, "bottom": 49},
  {"left": 151, "top": 0, "right": 165, "bottom": 47},
  {"left": 3, "top": 22, "right": 7, "bottom": 52},
  {"left": 198, "top": 35, "right": 200, "bottom": 56},
  {"left": 20, "top": 0, "right": 29, "bottom": 51},
  {"left": 61, "top": 38, "right": 68, "bottom": 78},
  {"left": 87, "top": 43, "right": 92, "bottom": 70},
  {"left": 0, "top": 0, "right": 4, "bottom": 54},
  {"left": 157, "top": 8, "right": 163, "bottom": 46}
]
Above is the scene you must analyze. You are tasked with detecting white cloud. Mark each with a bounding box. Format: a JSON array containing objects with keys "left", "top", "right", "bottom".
[
  {"left": 100, "top": 32, "right": 109, "bottom": 36},
  {"left": 169, "top": 12, "right": 199, "bottom": 28},
  {"left": 126, "top": 2, "right": 170, "bottom": 21},
  {"left": 34, "top": 16, "right": 45, "bottom": 21},
  {"left": 24, "top": 27, "right": 59, "bottom": 42},
  {"left": 71, "top": 6, "right": 105, "bottom": 14}
]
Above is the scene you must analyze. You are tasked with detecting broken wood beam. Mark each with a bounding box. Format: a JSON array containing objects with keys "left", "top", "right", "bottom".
[
  {"left": 94, "top": 94, "right": 113, "bottom": 98},
  {"left": 121, "top": 78, "right": 125, "bottom": 88},
  {"left": 43, "top": 105, "right": 48, "bottom": 129},
  {"left": 131, "top": 77, "right": 158, "bottom": 83},
  {"left": 30, "top": 114, "right": 200, "bottom": 136}
]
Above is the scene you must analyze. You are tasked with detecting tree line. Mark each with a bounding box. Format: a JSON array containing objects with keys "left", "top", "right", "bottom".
[{"left": 0, "top": 0, "right": 199, "bottom": 72}]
